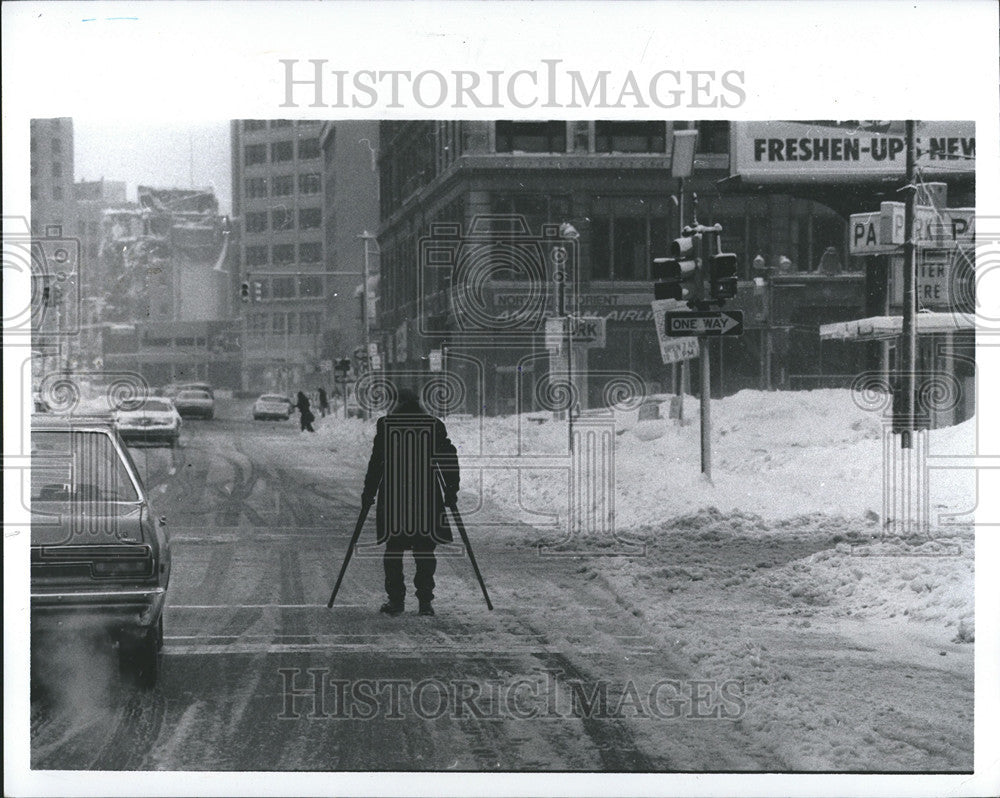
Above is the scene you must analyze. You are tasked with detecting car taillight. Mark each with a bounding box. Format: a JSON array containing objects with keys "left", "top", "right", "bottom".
[{"left": 92, "top": 557, "right": 154, "bottom": 577}]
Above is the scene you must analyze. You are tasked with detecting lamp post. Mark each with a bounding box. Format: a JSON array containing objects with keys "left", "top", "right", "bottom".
[
  {"left": 552, "top": 222, "right": 580, "bottom": 452},
  {"left": 671, "top": 128, "right": 699, "bottom": 418},
  {"left": 357, "top": 230, "right": 378, "bottom": 420}
]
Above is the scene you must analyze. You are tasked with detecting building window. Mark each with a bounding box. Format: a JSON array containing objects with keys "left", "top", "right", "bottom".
[
  {"left": 298, "top": 275, "right": 323, "bottom": 300},
  {"left": 246, "top": 177, "right": 267, "bottom": 198},
  {"left": 245, "top": 245, "right": 268, "bottom": 266},
  {"left": 272, "top": 244, "right": 295, "bottom": 265},
  {"left": 298, "top": 208, "right": 321, "bottom": 230},
  {"left": 696, "top": 121, "right": 730, "bottom": 154},
  {"left": 613, "top": 217, "right": 646, "bottom": 279},
  {"left": 595, "top": 121, "right": 666, "bottom": 153},
  {"left": 53, "top": 186, "right": 64, "bottom": 201},
  {"left": 271, "top": 141, "right": 294, "bottom": 162},
  {"left": 272, "top": 313, "right": 286, "bottom": 334},
  {"left": 299, "top": 242, "right": 322, "bottom": 263},
  {"left": 271, "top": 275, "right": 295, "bottom": 298},
  {"left": 272, "top": 175, "right": 294, "bottom": 196},
  {"left": 297, "top": 138, "right": 321, "bottom": 159},
  {"left": 51, "top": 138, "right": 62, "bottom": 154},
  {"left": 243, "top": 120, "right": 267, "bottom": 132},
  {"left": 244, "top": 143, "right": 267, "bottom": 166},
  {"left": 245, "top": 212, "right": 268, "bottom": 233},
  {"left": 272, "top": 208, "right": 293, "bottom": 231},
  {"left": 300, "top": 312, "right": 321, "bottom": 334},
  {"left": 590, "top": 218, "right": 611, "bottom": 279},
  {"left": 495, "top": 121, "right": 567, "bottom": 153},
  {"left": 271, "top": 120, "right": 294, "bottom": 129},
  {"left": 299, "top": 173, "right": 321, "bottom": 194},
  {"left": 52, "top": 161, "right": 62, "bottom": 178}
]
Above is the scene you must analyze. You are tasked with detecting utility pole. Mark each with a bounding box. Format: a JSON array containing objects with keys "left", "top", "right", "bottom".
[
  {"left": 900, "top": 121, "right": 917, "bottom": 450},
  {"left": 359, "top": 230, "right": 375, "bottom": 421}
]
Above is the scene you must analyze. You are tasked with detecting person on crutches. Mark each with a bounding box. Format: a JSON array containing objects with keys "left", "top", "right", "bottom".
[{"left": 360, "top": 388, "right": 459, "bottom": 617}]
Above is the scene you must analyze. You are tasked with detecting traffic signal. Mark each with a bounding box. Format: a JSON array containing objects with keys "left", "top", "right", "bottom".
[
  {"left": 240, "top": 281, "right": 251, "bottom": 303},
  {"left": 41, "top": 284, "right": 52, "bottom": 307},
  {"left": 253, "top": 281, "right": 264, "bottom": 303},
  {"left": 709, "top": 253, "right": 739, "bottom": 301},
  {"left": 334, "top": 358, "right": 351, "bottom": 373},
  {"left": 651, "top": 235, "right": 701, "bottom": 304}
]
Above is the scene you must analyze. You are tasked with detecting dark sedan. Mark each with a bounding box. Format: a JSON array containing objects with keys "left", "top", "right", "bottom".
[{"left": 30, "top": 415, "right": 172, "bottom": 687}]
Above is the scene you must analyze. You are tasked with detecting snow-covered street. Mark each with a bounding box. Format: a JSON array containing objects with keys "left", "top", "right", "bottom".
[{"left": 264, "top": 387, "right": 975, "bottom": 770}]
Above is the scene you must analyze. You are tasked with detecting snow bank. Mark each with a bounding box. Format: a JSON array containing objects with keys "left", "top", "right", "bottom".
[{"left": 304, "top": 388, "right": 975, "bottom": 532}]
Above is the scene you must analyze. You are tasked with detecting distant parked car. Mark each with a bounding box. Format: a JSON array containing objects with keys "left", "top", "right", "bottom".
[
  {"left": 115, "top": 397, "right": 182, "bottom": 447},
  {"left": 253, "top": 393, "right": 292, "bottom": 421},
  {"left": 177, "top": 382, "right": 214, "bottom": 400},
  {"left": 174, "top": 388, "right": 215, "bottom": 419},
  {"left": 31, "top": 414, "right": 171, "bottom": 687}
]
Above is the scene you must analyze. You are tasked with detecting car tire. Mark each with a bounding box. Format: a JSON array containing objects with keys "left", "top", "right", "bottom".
[{"left": 119, "top": 624, "right": 160, "bottom": 688}]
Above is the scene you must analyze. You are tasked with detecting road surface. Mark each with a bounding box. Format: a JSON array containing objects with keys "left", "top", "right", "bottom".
[{"left": 29, "top": 400, "right": 973, "bottom": 772}]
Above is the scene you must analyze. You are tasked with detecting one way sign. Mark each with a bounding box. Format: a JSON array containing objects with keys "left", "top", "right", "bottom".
[{"left": 664, "top": 310, "right": 744, "bottom": 337}]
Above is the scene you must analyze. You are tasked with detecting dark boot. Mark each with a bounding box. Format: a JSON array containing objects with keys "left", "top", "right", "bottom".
[
  {"left": 380, "top": 600, "right": 404, "bottom": 616},
  {"left": 418, "top": 601, "right": 434, "bottom": 616}
]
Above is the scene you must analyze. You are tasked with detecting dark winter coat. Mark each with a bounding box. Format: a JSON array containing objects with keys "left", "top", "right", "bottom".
[
  {"left": 361, "top": 404, "right": 459, "bottom": 546},
  {"left": 296, "top": 392, "right": 314, "bottom": 425}
]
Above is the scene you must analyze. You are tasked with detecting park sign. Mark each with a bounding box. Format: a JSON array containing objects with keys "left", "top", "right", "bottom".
[
  {"left": 731, "top": 121, "right": 975, "bottom": 183},
  {"left": 664, "top": 310, "right": 744, "bottom": 337},
  {"left": 544, "top": 315, "right": 607, "bottom": 349},
  {"left": 850, "top": 202, "right": 975, "bottom": 255}
]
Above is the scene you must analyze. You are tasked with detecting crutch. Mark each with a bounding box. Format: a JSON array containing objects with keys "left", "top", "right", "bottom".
[
  {"left": 435, "top": 465, "right": 493, "bottom": 610},
  {"left": 326, "top": 499, "right": 374, "bottom": 608}
]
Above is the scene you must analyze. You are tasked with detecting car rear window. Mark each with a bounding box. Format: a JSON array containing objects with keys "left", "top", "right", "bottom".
[
  {"left": 178, "top": 390, "right": 210, "bottom": 399},
  {"left": 261, "top": 395, "right": 286, "bottom": 402},
  {"left": 31, "top": 430, "right": 140, "bottom": 503},
  {"left": 122, "top": 399, "right": 172, "bottom": 412}
]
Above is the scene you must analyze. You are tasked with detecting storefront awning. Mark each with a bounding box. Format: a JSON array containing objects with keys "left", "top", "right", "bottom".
[{"left": 819, "top": 312, "right": 975, "bottom": 341}]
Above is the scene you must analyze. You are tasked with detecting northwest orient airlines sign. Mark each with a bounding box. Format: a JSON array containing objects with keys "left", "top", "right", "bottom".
[{"left": 731, "top": 121, "right": 975, "bottom": 183}]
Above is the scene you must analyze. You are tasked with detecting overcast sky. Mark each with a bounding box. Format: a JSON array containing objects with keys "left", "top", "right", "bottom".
[{"left": 73, "top": 120, "right": 232, "bottom": 214}]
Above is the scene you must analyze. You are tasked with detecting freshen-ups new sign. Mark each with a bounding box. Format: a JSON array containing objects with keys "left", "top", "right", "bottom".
[{"left": 731, "top": 121, "right": 975, "bottom": 182}]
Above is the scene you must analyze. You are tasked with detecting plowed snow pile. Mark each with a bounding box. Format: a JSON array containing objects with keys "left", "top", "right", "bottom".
[{"left": 311, "top": 388, "right": 974, "bottom": 532}]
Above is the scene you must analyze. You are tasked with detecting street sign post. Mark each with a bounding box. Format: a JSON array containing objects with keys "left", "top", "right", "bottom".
[{"left": 664, "top": 310, "right": 744, "bottom": 337}]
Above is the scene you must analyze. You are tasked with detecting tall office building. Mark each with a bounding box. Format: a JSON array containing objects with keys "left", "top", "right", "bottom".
[
  {"left": 30, "top": 118, "right": 77, "bottom": 237},
  {"left": 230, "top": 119, "right": 328, "bottom": 392}
]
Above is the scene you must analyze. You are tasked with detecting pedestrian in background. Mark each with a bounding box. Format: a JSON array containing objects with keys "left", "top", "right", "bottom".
[
  {"left": 361, "top": 388, "right": 459, "bottom": 617},
  {"left": 318, "top": 386, "right": 330, "bottom": 418},
  {"left": 296, "top": 390, "right": 316, "bottom": 433}
]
